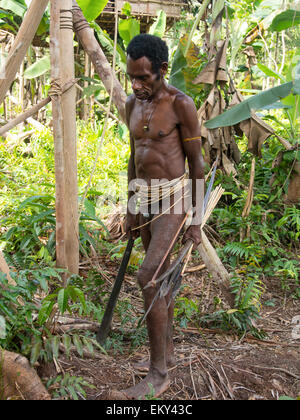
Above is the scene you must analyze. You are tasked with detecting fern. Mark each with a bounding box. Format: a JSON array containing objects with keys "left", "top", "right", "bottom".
[
  {"left": 223, "top": 242, "right": 251, "bottom": 259},
  {"left": 231, "top": 274, "right": 264, "bottom": 311},
  {"left": 277, "top": 206, "right": 300, "bottom": 241}
]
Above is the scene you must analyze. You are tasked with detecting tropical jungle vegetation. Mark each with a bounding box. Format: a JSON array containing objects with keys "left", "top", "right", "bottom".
[{"left": 0, "top": 0, "right": 299, "bottom": 401}]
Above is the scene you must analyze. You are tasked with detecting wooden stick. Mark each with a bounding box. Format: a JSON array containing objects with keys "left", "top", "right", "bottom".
[
  {"left": 0, "top": 0, "right": 49, "bottom": 105},
  {"left": 0, "top": 79, "right": 78, "bottom": 136}
]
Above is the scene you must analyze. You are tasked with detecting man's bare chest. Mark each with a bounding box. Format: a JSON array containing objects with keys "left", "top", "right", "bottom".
[{"left": 129, "top": 100, "right": 179, "bottom": 141}]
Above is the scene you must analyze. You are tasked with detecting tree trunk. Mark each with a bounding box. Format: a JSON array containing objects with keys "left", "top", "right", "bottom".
[
  {"left": 0, "top": 350, "right": 51, "bottom": 400},
  {"left": 72, "top": 0, "right": 127, "bottom": 123}
]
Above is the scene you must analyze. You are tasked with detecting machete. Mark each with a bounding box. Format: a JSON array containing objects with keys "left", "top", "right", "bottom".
[{"left": 96, "top": 236, "right": 135, "bottom": 346}]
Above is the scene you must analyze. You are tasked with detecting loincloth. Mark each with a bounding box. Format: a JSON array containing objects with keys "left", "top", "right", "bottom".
[{"left": 132, "top": 174, "right": 191, "bottom": 230}]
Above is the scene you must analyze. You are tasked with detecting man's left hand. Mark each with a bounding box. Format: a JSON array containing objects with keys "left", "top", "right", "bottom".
[{"left": 182, "top": 225, "right": 202, "bottom": 250}]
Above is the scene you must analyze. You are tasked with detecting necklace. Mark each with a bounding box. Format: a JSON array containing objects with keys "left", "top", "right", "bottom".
[{"left": 142, "top": 100, "right": 158, "bottom": 132}]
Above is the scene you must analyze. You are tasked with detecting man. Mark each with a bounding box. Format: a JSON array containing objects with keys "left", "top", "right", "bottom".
[{"left": 123, "top": 34, "right": 204, "bottom": 399}]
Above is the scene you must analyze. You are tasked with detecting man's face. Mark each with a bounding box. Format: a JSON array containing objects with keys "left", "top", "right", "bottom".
[{"left": 126, "top": 55, "right": 162, "bottom": 101}]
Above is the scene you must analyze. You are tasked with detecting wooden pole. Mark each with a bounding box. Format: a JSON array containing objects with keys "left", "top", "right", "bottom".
[
  {"left": 60, "top": 1, "right": 79, "bottom": 276},
  {"left": 50, "top": 0, "right": 79, "bottom": 277},
  {"left": 50, "top": 0, "right": 67, "bottom": 275},
  {"left": 0, "top": 0, "right": 49, "bottom": 105}
]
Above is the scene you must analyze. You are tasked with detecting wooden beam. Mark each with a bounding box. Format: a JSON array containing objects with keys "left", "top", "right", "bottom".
[{"left": 0, "top": 0, "right": 49, "bottom": 105}]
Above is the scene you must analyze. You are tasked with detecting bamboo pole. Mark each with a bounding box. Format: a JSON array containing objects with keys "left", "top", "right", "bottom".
[
  {"left": 72, "top": 0, "right": 127, "bottom": 123},
  {"left": 0, "top": 0, "right": 49, "bottom": 105}
]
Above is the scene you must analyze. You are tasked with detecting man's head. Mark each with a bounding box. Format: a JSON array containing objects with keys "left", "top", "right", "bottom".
[
  {"left": 126, "top": 34, "right": 169, "bottom": 100},
  {"left": 127, "top": 34, "right": 169, "bottom": 75}
]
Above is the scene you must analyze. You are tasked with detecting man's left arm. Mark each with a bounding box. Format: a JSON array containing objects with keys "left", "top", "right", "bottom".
[{"left": 174, "top": 94, "right": 205, "bottom": 247}]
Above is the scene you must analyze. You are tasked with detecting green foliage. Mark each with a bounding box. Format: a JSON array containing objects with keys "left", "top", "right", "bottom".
[
  {"left": 76, "top": 0, "right": 108, "bottom": 22},
  {"left": 118, "top": 17, "right": 140, "bottom": 48},
  {"left": 205, "top": 82, "right": 294, "bottom": 129},
  {"left": 270, "top": 9, "right": 300, "bottom": 32},
  {"left": 200, "top": 268, "right": 266, "bottom": 338},
  {"left": 174, "top": 297, "right": 200, "bottom": 329},
  {"left": 0, "top": 267, "right": 108, "bottom": 368},
  {"left": 0, "top": 0, "right": 26, "bottom": 19},
  {"left": 24, "top": 56, "right": 51, "bottom": 79},
  {"left": 0, "top": 270, "right": 52, "bottom": 356},
  {"left": 149, "top": 10, "right": 166, "bottom": 38},
  {"left": 47, "top": 373, "right": 95, "bottom": 400}
]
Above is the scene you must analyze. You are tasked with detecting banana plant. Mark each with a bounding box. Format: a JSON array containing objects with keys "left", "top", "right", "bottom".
[
  {"left": 0, "top": 0, "right": 49, "bottom": 36},
  {"left": 205, "top": 60, "right": 300, "bottom": 142}
]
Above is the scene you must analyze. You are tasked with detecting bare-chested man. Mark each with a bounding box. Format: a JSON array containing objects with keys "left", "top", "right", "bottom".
[{"left": 123, "top": 34, "right": 204, "bottom": 399}]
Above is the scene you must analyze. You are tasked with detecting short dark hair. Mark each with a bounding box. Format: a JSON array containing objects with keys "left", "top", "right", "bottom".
[{"left": 127, "top": 34, "right": 169, "bottom": 74}]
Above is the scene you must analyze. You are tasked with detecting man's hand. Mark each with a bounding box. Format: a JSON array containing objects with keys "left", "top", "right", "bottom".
[
  {"left": 125, "top": 212, "right": 140, "bottom": 240},
  {"left": 182, "top": 225, "right": 201, "bottom": 250}
]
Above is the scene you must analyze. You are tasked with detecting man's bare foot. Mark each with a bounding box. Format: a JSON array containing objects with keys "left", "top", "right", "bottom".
[{"left": 122, "top": 369, "right": 170, "bottom": 400}]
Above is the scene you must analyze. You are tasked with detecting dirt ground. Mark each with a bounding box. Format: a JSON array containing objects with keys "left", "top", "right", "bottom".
[{"left": 39, "top": 255, "right": 300, "bottom": 401}]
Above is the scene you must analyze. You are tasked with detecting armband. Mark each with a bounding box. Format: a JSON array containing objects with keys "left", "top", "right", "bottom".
[{"left": 183, "top": 136, "right": 201, "bottom": 143}]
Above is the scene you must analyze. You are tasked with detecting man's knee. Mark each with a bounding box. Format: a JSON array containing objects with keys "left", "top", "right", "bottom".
[{"left": 137, "top": 265, "right": 155, "bottom": 289}]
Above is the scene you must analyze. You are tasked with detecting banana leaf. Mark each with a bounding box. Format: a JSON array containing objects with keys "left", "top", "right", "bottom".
[
  {"left": 205, "top": 82, "right": 293, "bottom": 129},
  {"left": 169, "top": 46, "right": 187, "bottom": 93},
  {"left": 118, "top": 17, "right": 140, "bottom": 48},
  {"left": 76, "top": 0, "right": 108, "bottom": 22},
  {"left": 0, "top": 0, "right": 26, "bottom": 18},
  {"left": 294, "top": 61, "right": 300, "bottom": 95},
  {"left": 24, "top": 56, "right": 50, "bottom": 79},
  {"left": 149, "top": 10, "right": 166, "bottom": 38},
  {"left": 269, "top": 9, "right": 300, "bottom": 32}
]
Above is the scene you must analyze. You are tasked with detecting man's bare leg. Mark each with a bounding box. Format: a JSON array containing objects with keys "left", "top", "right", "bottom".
[
  {"left": 132, "top": 216, "right": 176, "bottom": 373},
  {"left": 122, "top": 213, "right": 184, "bottom": 399}
]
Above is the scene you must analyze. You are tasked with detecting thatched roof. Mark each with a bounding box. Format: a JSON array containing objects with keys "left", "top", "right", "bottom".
[{"left": 98, "top": 0, "right": 188, "bottom": 35}]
